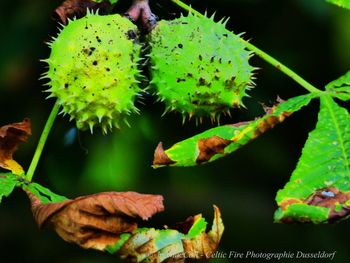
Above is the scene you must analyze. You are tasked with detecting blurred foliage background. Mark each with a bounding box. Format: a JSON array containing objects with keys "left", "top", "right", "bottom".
[{"left": 1, "top": 0, "right": 350, "bottom": 262}]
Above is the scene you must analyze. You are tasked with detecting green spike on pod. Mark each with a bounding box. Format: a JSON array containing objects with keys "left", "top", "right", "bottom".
[
  {"left": 148, "top": 13, "right": 256, "bottom": 122},
  {"left": 43, "top": 12, "right": 142, "bottom": 134}
]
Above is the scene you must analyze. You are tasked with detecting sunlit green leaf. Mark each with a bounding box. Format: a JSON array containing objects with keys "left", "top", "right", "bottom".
[{"left": 275, "top": 95, "right": 350, "bottom": 223}]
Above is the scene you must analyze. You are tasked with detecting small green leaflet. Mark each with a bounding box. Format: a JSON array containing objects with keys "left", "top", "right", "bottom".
[
  {"left": 187, "top": 216, "right": 207, "bottom": 238},
  {"left": 275, "top": 96, "right": 350, "bottom": 223},
  {"left": 326, "top": 70, "right": 350, "bottom": 101},
  {"left": 0, "top": 173, "right": 20, "bottom": 203},
  {"left": 153, "top": 94, "right": 317, "bottom": 168},
  {"left": 24, "top": 183, "right": 67, "bottom": 204},
  {"left": 326, "top": 0, "right": 350, "bottom": 10}
]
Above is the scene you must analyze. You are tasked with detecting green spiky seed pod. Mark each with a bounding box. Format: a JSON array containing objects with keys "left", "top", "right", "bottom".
[
  {"left": 42, "top": 12, "right": 142, "bottom": 134},
  {"left": 148, "top": 14, "right": 255, "bottom": 122}
]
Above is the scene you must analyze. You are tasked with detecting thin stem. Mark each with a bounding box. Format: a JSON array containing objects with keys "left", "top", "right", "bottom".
[
  {"left": 170, "top": 0, "right": 322, "bottom": 94},
  {"left": 244, "top": 42, "right": 321, "bottom": 93},
  {"left": 26, "top": 101, "right": 60, "bottom": 182}
]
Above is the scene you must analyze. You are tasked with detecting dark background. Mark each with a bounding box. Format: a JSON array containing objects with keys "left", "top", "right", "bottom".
[{"left": 0, "top": 0, "right": 350, "bottom": 262}]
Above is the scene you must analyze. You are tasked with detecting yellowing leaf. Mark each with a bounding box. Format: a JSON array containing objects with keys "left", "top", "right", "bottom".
[{"left": 0, "top": 119, "right": 31, "bottom": 175}]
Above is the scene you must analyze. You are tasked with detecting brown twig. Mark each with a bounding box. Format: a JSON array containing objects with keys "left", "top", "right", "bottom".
[{"left": 125, "top": 0, "right": 157, "bottom": 31}]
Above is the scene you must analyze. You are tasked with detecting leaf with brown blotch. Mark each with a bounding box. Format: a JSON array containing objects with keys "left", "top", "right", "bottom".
[
  {"left": 53, "top": 0, "right": 112, "bottom": 24},
  {"left": 0, "top": 119, "right": 31, "bottom": 175},
  {"left": 26, "top": 189, "right": 164, "bottom": 251},
  {"left": 153, "top": 94, "right": 317, "bottom": 168}
]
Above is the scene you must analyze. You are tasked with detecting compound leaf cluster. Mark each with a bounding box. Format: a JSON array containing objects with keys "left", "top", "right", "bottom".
[{"left": 275, "top": 96, "right": 350, "bottom": 223}]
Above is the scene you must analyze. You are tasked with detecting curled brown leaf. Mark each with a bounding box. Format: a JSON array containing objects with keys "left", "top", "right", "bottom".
[
  {"left": 182, "top": 206, "right": 224, "bottom": 260},
  {"left": 53, "top": 0, "right": 111, "bottom": 24},
  {"left": 27, "top": 191, "right": 164, "bottom": 251},
  {"left": 0, "top": 119, "right": 31, "bottom": 175}
]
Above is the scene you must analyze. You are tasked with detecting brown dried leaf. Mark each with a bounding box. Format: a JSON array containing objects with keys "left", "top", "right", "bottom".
[
  {"left": 182, "top": 206, "right": 224, "bottom": 259},
  {"left": 53, "top": 0, "right": 111, "bottom": 24},
  {"left": 0, "top": 119, "right": 31, "bottom": 175},
  {"left": 27, "top": 191, "right": 164, "bottom": 250},
  {"left": 153, "top": 142, "right": 176, "bottom": 167}
]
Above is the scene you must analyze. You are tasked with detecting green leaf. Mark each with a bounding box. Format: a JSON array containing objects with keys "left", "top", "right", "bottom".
[
  {"left": 326, "top": 0, "right": 350, "bottom": 10},
  {"left": 24, "top": 183, "right": 67, "bottom": 204},
  {"left": 0, "top": 173, "right": 20, "bottom": 203},
  {"left": 326, "top": 70, "right": 350, "bottom": 101},
  {"left": 153, "top": 94, "right": 317, "bottom": 167},
  {"left": 275, "top": 95, "right": 350, "bottom": 223}
]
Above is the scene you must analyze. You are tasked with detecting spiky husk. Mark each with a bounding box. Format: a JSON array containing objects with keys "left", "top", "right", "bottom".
[
  {"left": 43, "top": 12, "right": 142, "bottom": 134},
  {"left": 148, "top": 13, "right": 255, "bottom": 122}
]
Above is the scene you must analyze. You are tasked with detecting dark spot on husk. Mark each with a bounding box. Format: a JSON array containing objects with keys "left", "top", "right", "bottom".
[
  {"left": 196, "top": 136, "right": 231, "bottom": 164},
  {"left": 177, "top": 78, "right": 186, "bottom": 83},
  {"left": 198, "top": 77, "right": 206, "bottom": 86}
]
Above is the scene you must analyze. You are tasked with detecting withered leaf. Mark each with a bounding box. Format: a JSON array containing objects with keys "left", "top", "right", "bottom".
[
  {"left": 112, "top": 206, "right": 224, "bottom": 262},
  {"left": 181, "top": 206, "right": 224, "bottom": 260},
  {"left": 0, "top": 119, "right": 31, "bottom": 175},
  {"left": 27, "top": 190, "right": 164, "bottom": 251},
  {"left": 53, "top": 0, "right": 112, "bottom": 24}
]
